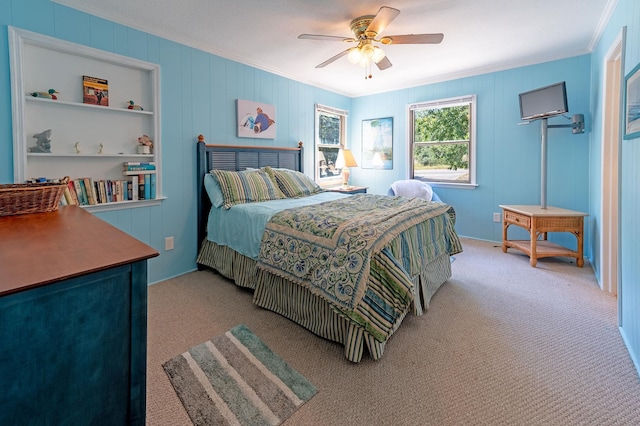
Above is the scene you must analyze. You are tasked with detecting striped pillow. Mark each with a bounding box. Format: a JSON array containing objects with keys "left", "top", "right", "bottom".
[
  {"left": 266, "top": 167, "right": 323, "bottom": 198},
  {"left": 211, "top": 169, "right": 285, "bottom": 209}
]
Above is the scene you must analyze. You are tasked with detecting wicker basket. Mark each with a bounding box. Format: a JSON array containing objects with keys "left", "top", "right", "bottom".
[{"left": 0, "top": 176, "right": 70, "bottom": 216}]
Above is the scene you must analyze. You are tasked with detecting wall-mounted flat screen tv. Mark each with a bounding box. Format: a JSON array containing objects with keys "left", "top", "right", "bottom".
[{"left": 519, "top": 81, "right": 568, "bottom": 121}]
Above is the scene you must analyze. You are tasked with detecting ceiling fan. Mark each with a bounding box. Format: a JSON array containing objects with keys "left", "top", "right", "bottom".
[{"left": 298, "top": 6, "right": 444, "bottom": 79}]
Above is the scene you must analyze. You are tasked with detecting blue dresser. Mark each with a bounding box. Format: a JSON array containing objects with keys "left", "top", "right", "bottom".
[{"left": 0, "top": 206, "right": 158, "bottom": 425}]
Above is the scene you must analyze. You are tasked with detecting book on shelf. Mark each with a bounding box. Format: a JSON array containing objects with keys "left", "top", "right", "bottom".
[
  {"left": 149, "top": 173, "right": 156, "bottom": 199},
  {"left": 75, "top": 179, "right": 88, "bottom": 205},
  {"left": 82, "top": 75, "right": 109, "bottom": 106},
  {"left": 123, "top": 161, "right": 156, "bottom": 166},
  {"left": 144, "top": 174, "right": 151, "bottom": 199},
  {"left": 83, "top": 178, "right": 97, "bottom": 205},
  {"left": 138, "top": 174, "right": 145, "bottom": 200},
  {"left": 72, "top": 179, "right": 84, "bottom": 205},
  {"left": 111, "top": 181, "right": 119, "bottom": 202},
  {"left": 66, "top": 180, "right": 79, "bottom": 205},
  {"left": 93, "top": 181, "right": 100, "bottom": 204},
  {"left": 123, "top": 161, "right": 156, "bottom": 171},
  {"left": 114, "top": 180, "right": 124, "bottom": 202},
  {"left": 62, "top": 184, "right": 78, "bottom": 206},
  {"left": 123, "top": 159, "right": 155, "bottom": 172},
  {"left": 96, "top": 180, "right": 107, "bottom": 204},
  {"left": 121, "top": 179, "right": 130, "bottom": 202},
  {"left": 105, "top": 180, "right": 113, "bottom": 203},
  {"left": 127, "top": 180, "right": 134, "bottom": 201},
  {"left": 124, "top": 165, "right": 156, "bottom": 171}
]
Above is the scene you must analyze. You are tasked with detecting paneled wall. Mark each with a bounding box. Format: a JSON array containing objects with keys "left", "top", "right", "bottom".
[
  {"left": 590, "top": 0, "right": 640, "bottom": 375},
  {"left": 351, "top": 56, "right": 591, "bottom": 248},
  {"left": 0, "top": 0, "right": 350, "bottom": 284}
]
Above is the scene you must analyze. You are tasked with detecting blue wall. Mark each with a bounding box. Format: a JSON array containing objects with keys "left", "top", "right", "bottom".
[
  {"left": 351, "top": 57, "right": 591, "bottom": 248},
  {"left": 0, "top": 0, "right": 350, "bottom": 284},
  {"left": 589, "top": 0, "right": 640, "bottom": 375}
]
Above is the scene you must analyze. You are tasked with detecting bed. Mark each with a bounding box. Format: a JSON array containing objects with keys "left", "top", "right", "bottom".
[{"left": 195, "top": 135, "right": 462, "bottom": 362}]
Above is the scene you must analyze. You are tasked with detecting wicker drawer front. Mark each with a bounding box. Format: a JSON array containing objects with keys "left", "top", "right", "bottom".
[
  {"left": 505, "top": 211, "right": 530, "bottom": 228},
  {"left": 537, "top": 217, "right": 582, "bottom": 230}
]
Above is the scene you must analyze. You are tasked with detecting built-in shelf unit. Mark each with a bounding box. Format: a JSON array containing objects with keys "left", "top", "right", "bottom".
[{"left": 9, "top": 26, "right": 162, "bottom": 212}]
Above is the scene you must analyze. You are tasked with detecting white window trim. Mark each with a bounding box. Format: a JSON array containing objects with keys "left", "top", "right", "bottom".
[
  {"left": 407, "top": 94, "right": 477, "bottom": 188},
  {"left": 315, "top": 103, "right": 348, "bottom": 186}
]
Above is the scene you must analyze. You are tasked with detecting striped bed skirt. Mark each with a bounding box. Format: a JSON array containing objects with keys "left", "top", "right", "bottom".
[{"left": 197, "top": 239, "right": 452, "bottom": 362}]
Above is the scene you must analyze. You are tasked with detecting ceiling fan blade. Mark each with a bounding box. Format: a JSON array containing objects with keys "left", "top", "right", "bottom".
[
  {"left": 298, "top": 34, "right": 356, "bottom": 42},
  {"left": 376, "top": 56, "right": 393, "bottom": 71},
  {"left": 383, "top": 33, "right": 444, "bottom": 45},
  {"left": 365, "top": 6, "right": 400, "bottom": 37},
  {"left": 316, "top": 49, "right": 351, "bottom": 68}
]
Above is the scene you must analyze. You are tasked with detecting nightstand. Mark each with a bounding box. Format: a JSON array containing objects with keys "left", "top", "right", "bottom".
[
  {"left": 500, "top": 204, "right": 588, "bottom": 267},
  {"left": 325, "top": 185, "right": 368, "bottom": 194}
]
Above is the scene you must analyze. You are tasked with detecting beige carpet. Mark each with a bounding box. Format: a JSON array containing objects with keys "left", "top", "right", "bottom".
[{"left": 147, "top": 237, "right": 640, "bottom": 425}]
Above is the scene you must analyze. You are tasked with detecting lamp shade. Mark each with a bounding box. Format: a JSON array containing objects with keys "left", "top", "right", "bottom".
[{"left": 336, "top": 148, "right": 358, "bottom": 169}]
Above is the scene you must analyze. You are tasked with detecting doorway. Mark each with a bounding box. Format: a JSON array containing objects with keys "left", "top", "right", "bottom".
[{"left": 601, "top": 29, "right": 624, "bottom": 301}]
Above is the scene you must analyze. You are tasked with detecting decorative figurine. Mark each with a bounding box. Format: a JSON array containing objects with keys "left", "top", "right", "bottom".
[
  {"left": 30, "top": 129, "right": 52, "bottom": 153},
  {"left": 137, "top": 134, "right": 153, "bottom": 154},
  {"left": 74, "top": 142, "right": 81, "bottom": 153},
  {"left": 30, "top": 89, "right": 59, "bottom": 100},
  {"left": 128, "top": 100, "right": 143, "bottom": 110},
  {"left": 98, "top": 143, "right": 104, "bottom": 154}
]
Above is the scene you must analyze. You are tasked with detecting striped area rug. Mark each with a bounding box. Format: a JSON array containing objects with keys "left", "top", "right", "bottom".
[{"left": 163, "top": 324, "right": 317, "bottom": 425}]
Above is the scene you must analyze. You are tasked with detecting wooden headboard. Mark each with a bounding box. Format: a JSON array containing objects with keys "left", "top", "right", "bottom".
[{"left": 196, "top": 134, "right": 304, "bottom": 252}]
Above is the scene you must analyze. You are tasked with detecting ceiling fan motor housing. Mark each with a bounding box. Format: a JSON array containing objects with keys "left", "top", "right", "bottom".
[{"left": 350, "top": 15, "right": 376, "bottom": 39}]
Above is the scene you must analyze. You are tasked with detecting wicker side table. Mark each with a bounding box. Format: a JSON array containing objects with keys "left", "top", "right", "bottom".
[{"left": 499, "top": 204, "right": 588, "bottom": 267}]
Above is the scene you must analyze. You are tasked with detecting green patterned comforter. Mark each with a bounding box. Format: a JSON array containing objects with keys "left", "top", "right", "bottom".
[{"left": 257, "top": 194, "right": 462, "bottom": 340}]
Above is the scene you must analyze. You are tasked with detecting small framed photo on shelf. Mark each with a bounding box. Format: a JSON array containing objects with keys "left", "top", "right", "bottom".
[
  {"left": 624, "top": 62, "right": 640, "bottom": 140},
  {"left": 361, "top": 117, "right": 393, "bottom": 169}
]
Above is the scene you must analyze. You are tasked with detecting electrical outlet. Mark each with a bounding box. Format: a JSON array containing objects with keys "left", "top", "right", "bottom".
[
  {"left": 493, "top": 212, "right": 501, "bottom": 223},
  {"left": 164, "top": 236, "right": 174, "bottom": 251}
]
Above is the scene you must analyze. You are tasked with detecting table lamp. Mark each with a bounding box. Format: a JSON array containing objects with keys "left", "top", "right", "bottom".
[{"left": 335, "top": 148, "right": 358, "bottom": 187}]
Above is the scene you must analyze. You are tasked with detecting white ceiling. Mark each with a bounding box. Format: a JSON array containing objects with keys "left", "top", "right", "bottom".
[{"left": 53, "top": 0, "right": 614, "bottom": 97}]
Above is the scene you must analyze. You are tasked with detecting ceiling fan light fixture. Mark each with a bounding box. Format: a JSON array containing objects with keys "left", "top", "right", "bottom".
[
  {"left": 347, "top": 47, "right": 362, "bottom": 64},
  {"left": 361, "top": 43, "right": 375, "bottom": 59},
  {"left": 349, "top": 43, "right": 385, "bottom": 67},
  {"left": 372, "top": 46, "right": 386, "bottom": 63}
]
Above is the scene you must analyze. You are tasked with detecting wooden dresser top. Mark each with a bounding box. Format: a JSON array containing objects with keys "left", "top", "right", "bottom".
[{"left": 0, "top": 206, "right": 159, "bottom": 295}]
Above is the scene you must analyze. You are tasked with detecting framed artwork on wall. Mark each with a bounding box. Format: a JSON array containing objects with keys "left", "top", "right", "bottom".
[
  {"left": 624, "top": 62, "right": 640, "bottom": 140},
  {"left": 361, "top": 117, "right": 393, "bottom": 169},
  {"left": 237, "top": 99, "right": 276, "bottom": 139}
]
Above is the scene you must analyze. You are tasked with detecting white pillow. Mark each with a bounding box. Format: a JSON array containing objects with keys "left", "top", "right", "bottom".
[{"left": 390, "top": 180, "right": 433, "bottom": 201}]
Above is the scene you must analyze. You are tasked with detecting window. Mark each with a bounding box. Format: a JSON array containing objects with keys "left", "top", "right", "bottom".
[
  {"left": 315, "top": 104, "right": 348, "bottom": 184},
  {"left": 409, "top": 95, "right": 476, "bottom": 185}
]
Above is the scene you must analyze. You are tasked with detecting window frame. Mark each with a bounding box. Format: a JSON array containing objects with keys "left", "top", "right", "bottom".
[
  {"left": 408, "top": 94, "right": 477, "bottom": 188},
  {"left": 315, "top": 104, "right": 348, "bottom": 186}
]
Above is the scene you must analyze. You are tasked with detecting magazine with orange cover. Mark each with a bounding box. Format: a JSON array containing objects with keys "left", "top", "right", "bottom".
[{"left": 82, "top": 75, "right": 109, "bottom": 106}]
